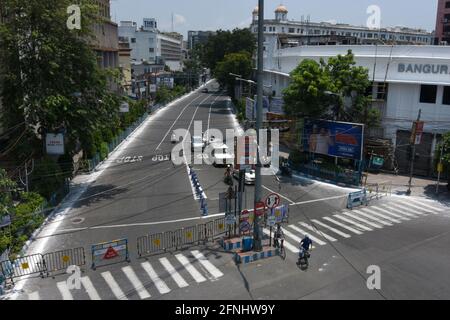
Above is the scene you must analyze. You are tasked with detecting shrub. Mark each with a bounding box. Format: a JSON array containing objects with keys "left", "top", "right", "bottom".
[{"left": 30, "top": 157, "right": 65, "bottom": 200}]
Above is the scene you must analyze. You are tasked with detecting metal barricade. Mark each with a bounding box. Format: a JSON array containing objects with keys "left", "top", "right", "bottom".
[
  {"left": 197, "top": 223, "right": 207, "bottom": 244},
  {"left": 137, "top": 233, "right": 166, "bottom": 257},
  {"left": 91, "top": 239, "right": 130, "bottom": 270},
  {"left": 182, "top": 226, "right": 197, "bottom": 246},
  {"left": 42, "top": 247, "right": 85, "bottom": 275},
  {"left": 205, "top": 221, "right": 214, "bottom": 242},
  {"left": 213, "top": 217, "right": 226, "bottom": 238},
  {"left": 1, "top": 254, "right": 46, "bottom": 283}
]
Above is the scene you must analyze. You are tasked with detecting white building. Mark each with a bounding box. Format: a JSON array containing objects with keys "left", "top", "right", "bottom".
[
  {"left": 118, "top": 19, "right": 183, "bottom": 71},
  {"left": 263, "top": 45, "right": 450, "bottom": 175}
]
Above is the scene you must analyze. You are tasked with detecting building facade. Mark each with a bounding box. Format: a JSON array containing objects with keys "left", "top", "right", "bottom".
[
  {"left": 118, "top": 19, "right": 183, "bottom": 71},
  {"left": 263, "top": 45, "right": 450, "bottom": 176},
  {"left": 187, "top": 31, "right": 216, "bottom": 50},
  {"left": 435, "top": 0, "right": 450, "bottom": 44},
  {"left": 251, "top": 5, "right": 433, "bottom": 51}
]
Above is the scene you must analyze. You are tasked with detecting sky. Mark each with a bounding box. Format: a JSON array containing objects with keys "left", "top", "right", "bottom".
[{"left": 110, "top": 0, "right": 438, "bottom": 39}]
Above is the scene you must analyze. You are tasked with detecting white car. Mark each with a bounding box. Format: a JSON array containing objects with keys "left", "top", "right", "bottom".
[
  {"left": 233, "top": 168, "right": 256, "bottom": 185},
  {"left": 191, "top": 136, "right": 206, "bottom": 151},
  {"left": 211, "top": 143, "right": 234, "bottom": 167}
]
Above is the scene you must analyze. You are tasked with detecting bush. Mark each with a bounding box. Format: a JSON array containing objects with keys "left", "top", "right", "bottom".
[
  {"left": 30, "top": 156, "right": 65, "bottom": 200},
  {"left": 99, "top": 142, "right": 109, "bottom": 161}
]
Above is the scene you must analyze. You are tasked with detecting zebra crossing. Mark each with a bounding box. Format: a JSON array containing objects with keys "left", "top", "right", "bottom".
[
  {"left": 265, "top": 198, "right": 447, "bottom": 256},
  {"left": 24, "top": 250, "right": 224, "bottom": 300}
]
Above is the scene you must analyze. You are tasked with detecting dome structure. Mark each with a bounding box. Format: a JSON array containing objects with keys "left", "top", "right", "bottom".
[
  {"left": 252, "top": 6, "right": 259, "bottom": 14},
  {"left": 275, "top": 4, "right": 288, "bottom": 21},
  {"left": 275, "top": 5, "right": 288, "bottom": 13}
]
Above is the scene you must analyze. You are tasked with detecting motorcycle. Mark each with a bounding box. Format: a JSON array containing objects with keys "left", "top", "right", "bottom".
[{"left": 297, "top": 248, "right": 310, "bottom": 269}]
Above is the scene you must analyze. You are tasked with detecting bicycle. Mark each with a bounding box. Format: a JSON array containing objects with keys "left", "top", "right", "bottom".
[{"left": 274, "top": 237, "right": 286, "bottom": 260}]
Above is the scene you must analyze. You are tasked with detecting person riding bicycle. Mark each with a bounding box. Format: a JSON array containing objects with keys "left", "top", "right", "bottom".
[
  {"left": 273, "top": 224, "right": 285, "bottom": 248},
  {"left": 299, "top": 235, "right": 313, "bottom": 259}
]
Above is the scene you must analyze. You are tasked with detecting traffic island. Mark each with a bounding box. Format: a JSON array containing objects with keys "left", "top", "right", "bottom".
[
  {"left": 235, "top": 246, "right": 280, "bottom": 264},
  {"left": 220, "top": 237, "right": 242, "bottom": 251}
]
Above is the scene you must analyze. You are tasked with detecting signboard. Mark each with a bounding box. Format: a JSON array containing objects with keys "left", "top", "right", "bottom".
[
  {"left": 239, "top": 210, "right": 253, "bottom": 233},
  {"left": 157, "top": 77, "right": 174, "bottom": 89},
  {"left": 119, "top": 102, "right": 129, "bottom": 113},
  {"left": 415, "top": 121, "right": 424, "bottom": 145},
  {"left": 149, "top": 84, "right": 157, "bottom": 93},
  {"left": 253, "top": 95, "right": 270, "bottom": 121},
  {"left": 46, "top": 133, "right": 65, "bottom": 155},
  {"left": 272, "top": 204, "right": 289, "bottom": 223},
  {"left": 267, "top": 215, "right": 276, "bottom": 227},
  {"left": 91, "top": 238, "right": 129, "bottom": 269},
  {"left": 255, "top": 201, "right": 266, "bottom": 217},
  {"left": 372, "top": 156, "right": 384, "bottom": 167},
  {"left": 265, "top": 193, "right": 281, "bottom": 209},
  {"left": 270, "top": 97, "right": 285, "bottom": 115},
  {"left": 303, "top": 119, "right": 364, "bottom": 161},
  {"left": 225, "top": 214, "right": 236, "bottom": 225},
  {"left": 347, "top": 189, "right": 368, "bottom": 209},
  {"left": 246, "top": 98, "right": 254, "bottom": 120}
]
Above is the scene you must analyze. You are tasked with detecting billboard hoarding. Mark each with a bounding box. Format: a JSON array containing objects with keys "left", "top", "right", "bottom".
[
  {"left": 46, "top": 133, "right": 65, "bottom": 155},
  {"left": 303, "top": 119, "right": 364, "bottom": 161}
]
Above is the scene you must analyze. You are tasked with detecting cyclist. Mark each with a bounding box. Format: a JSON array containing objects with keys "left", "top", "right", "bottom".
[
  {"left": 273, "top": 224, "right": 285, "bottom": 249},
  {"left": 299, "top": 234, "right": 313, "bottom": 262}
]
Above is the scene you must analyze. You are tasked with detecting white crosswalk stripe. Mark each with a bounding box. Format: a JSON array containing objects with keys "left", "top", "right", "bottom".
[
  {"left": 81, "top": 276, "right": 101, "bottom": 300},
  {"left": 359, "top": 207, "right": 402, "bottom": 223},
  {"left": 390, "top": 203, "right": 427, "bottom": 216},
  {"left": 159, "top": 257, "right": 189, "bottom": 288},
  {"left": 56, "top": 281, "right": 73, "bottom": 300},
  {"left": 372, "top": 206, "right": 410, "bottom": 220},
  {"left": 397, "top": 201, "right": 440, "bottom": 214},
  {"left": 191, "top": 250, "right": 224, "bottom": 280},
  {"left": 288, "top": 225, "right": 327, "bottom": 245},
  {"left": 298, "top": 222, "right": 337, "bottom": 242},
  {"left": 122, "top": 266, "right": 151, "bottom": 299},
  {"left": 407, "top": 198, "right": 444, "bottom": 212},
  {"left": 351, "top": 209, "right": 393, "bottom": 226},
  {"left": 382, "top": 204, "right": 419, "bottom": 218},
  {"left": 341, "top": 211, "right": 384, "bottom": 229},
  {"left": 333, "top": 214, "right": 373, "bottom": 231},
  {"left": 322, "top": 217, "right": 363, "bottom": 235},
  {"left": 101, "top": 271, "right": 128, "bottom": 300},
  {"left": 28, "top": 291, "right": 40, "bottom": 300},
  {"left": 175, "top": 253, "right": 207, "bottom": 283},
  {"left": 311, "top": 219, "right": 351, "bottom": 238},
  {"left": 263, "top": 228, "right": 300, "bottom": 253},
  {"left": 141, "top": 262, "right": 171, "bottom": 295}
]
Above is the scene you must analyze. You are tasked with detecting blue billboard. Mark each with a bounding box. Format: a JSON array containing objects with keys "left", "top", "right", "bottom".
[{"left": 303, "top": 119, "right": 364, "bottom": 160}]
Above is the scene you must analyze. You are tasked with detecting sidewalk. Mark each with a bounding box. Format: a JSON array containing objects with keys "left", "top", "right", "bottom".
[{"left": 365, "top": 172, "right": 450, "bottom": 202}]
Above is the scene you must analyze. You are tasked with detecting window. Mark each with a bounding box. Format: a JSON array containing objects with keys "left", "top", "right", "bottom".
[
  {"left": 420, "top": 85, "right": 437, "bottom": 104},
  {"left": 149, "top": 48, "right": 154, "bottom": 53},
  {"left": 446, "top": 1, "right": 450, "bottom": 8},
  {"left": 131, "top": 38, "right": 136, "bottom": 43},
  {"left": 289, "top": 28, "right": 295, "bottom": 33},
  {"left": 443, "top": 86, "right": 450, "bottom": 105}
]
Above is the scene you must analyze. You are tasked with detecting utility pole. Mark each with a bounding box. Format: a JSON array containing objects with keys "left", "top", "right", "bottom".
[
  {"left": 253, "top": 0, "right": 264, "bottom": 252},
  {"left": 436, "top": 142, "right": 444, "bottom": 194},
  {"left": 406, "top": 109, "right": 422, "bottom": 196},
  {"left": 19, "top": 159, "right": 34, "bottom": 193}
]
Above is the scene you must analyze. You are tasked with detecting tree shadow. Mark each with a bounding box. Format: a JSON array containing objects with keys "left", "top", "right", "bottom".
[
  {"left": 70, "top": 183, "right": 130, "bottom": 209},
  {"left": 423, "top": 184, "right": 450, "bottom": 205}
]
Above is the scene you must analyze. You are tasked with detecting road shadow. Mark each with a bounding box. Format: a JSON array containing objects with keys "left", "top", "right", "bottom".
[
  {"left": 71, "top": 184, "right": 129, "bottom": 209},
  {"left": 423, "top": 184, "right": 450, "bottom": 206}
]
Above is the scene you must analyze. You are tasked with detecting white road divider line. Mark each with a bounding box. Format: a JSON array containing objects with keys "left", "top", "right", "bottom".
[
  {"left": 122, "top": 266, "right": 151, "bottom": 300},
  {"left": 101, "top": 271, "right": 128, "bottom": 300},
  {"left": 360, "top": 208, "right": 402, "bottom": 223},
  {"left": 390, "top": 203, "right": 426, "bottom": 216},
  {"left": 341, "top": 211, "right": 383, "bottom": 229},
  {"left": 81, "top": 276, "right": 101, "bottom": 300},
  {"left": 175, "top": 253, "right": 207, "bottom": 283},
  {"left": 141, "top": 262, "right": 171, "bottom": 295},
  {"left": 191, "top": 250, "right": 224, "bottom": 280},
  {"left": 288, "top": 225, "right": 327, "bottom": 245},
  {"left": 262, "top": 185, "right": 295, "bottom": 204},
  {"left": 323, "top": 216, "right": 363, "bottom": 234},
  {"left": 351, "top": 209, "right": 394, "bottom": 226},
  {"left": 372, "top": 206, "right": 410, "bottom": 220},
  {"left": 333, "top": 214, "right": 373, "bottom": 232},
  {"left": 159, "top": 257, "right": 189, "bottom": 288},
  {"left": 263, "top": 228, "right": 300, "bottom": 253},
  {"left": 311, "top": 219, "right": 351, "bottom": 238},
  {"left": 28, "top": 291, "right": 40, "bottom": 300},
  {"left": 298, "top": 222, "right": 337, "bottom": 242},
  {"left": 381, "top": 205, "right": 417, "bottom": 218},
  {"left": 56, "top": 281, "right": 73, "bottom": 300}
]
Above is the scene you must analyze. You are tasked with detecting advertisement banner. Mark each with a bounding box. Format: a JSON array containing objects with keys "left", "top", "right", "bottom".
[
  {"left": 245, "top": 97, "right": 254, "bottom": 120},
  {"left": 303, "top": 119, "right": 364, "bottom": 160},
  {"left": 253, "top": 95, "right": 270, "bottom": 121},
  {"left": 46, "top": 133, "right": 65, "bottom": 155},
  {"left": 270, "top": 97, "right": 285, "bottom": 115}
]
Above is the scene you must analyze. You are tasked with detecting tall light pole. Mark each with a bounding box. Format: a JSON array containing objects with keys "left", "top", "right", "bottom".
[{"left": 253, "top": 0, "right": 264, "bottom": 252}]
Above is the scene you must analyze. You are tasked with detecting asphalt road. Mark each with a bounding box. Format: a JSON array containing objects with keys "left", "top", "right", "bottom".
[{"left": 5, "top": 81, "right": 450, "bottom": 300}]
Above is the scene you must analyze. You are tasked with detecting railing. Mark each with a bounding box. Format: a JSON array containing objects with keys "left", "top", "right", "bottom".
[{"left": 291, "top": 162, "right": 362, "bottom": 186}]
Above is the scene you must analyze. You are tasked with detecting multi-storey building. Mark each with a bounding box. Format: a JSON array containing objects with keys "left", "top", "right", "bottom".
[
  {"left": 187, "top": 31, "right": 216, "bottom": 51},
  {"left": 118, "top": 19, "right": 183, "bottom": 71},
  {"left": 435, "top": 0, "right": 450, "bottom": 44}
]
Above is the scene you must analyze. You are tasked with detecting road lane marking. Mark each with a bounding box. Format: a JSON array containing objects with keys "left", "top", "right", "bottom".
[
  {"left": 389, "top": 203, "right": 426, "bottom": 216},
  {"left": 81, "top": 276, "right": 101, "bottom": 300},
  {"left": 290, "top": 195, "right": 347, "bottom": 207},
  {"left": 159, "top": 257, "right": 189, "bottom": 288},
  {"left": 175, "top": 253, "right": 207, "bottom": 283},
  {"left": 351, "top": 209, "right": 393, "bottom": 226},
  {"left": 56, "top": 281, "right": 73, "bottom": 300},
  {"left": 263, "top": 228, "right": 300, "bottom": 253},
  {"left": 341, "top": 211, "right": 383, "bottom": 229},
  {"left": 333, "top": 214, "right": 373, "bottom": 231},
  {"left": 359, "top": 208, "right": 402, "bottom": 223},
  {"left": 288, "top": 225, "right": 327, "bottom": 245},
  {"left": 122, "top": 266, "right": 151, "bottom": 299},
  {"left": 155, "top": 94, "right": 204, "bottom": 151},
  {"left": 262, "top": 185, "right": 295, "bottom": 204},
  {"left": 298, "top": 222, "right": 337, "bottom": 242},
  {"left": 381, "top": 204, "right": 418, "bottom": 218},
  {"left": 101, "top": 271, "right": 128, "bottom": 300},
  {"left": 141, "top": 262, "right": 171, "bottom": 295},
  {"left": 191, "top": 250, "right": 224, "bottom": 280},
  {"left": 322, "top": 216, "right": 363, "bottom": 234},
  {"left": 310, "top": 219, "right": 351, "bottom": 238},
  {"left": 397, "top": 200, "right": 441, "bottom": 214},
  {"left": 28, "top": 291, "right": 40, "bottom": 300},
  {"left": 407, "top": 198, "right": 445, "bottom": 212},
  {"left": 371, "top": 206, "right": 410, "bottom": 220}
]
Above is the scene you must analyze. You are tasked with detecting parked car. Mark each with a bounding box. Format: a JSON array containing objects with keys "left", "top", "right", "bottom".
[{"left": 201, "top": 87, "right": 209, "bottom": 93}]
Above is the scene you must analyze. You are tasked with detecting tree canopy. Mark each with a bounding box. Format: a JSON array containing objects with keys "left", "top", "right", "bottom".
[{"left": 214, "top": 52, "right": 253, "bottom": 98}]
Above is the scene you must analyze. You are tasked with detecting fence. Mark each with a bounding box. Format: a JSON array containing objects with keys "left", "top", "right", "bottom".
[
  {"left": 291, "top": 162, "right": 362, "bottom": 187},
  {"left": 137, "top": 216, "right": 227, "bottom": 258},
  {"left": 87, "top": 113, "right": 149, "bottom": 172},
  {"left": 365, "top": 181, "right": 392, "bottom": 201},
  {"left": 42, "top": 247, "right": 86, "bottom": 275}
]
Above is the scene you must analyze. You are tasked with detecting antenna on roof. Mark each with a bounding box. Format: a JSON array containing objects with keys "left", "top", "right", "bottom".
[{"left": 171, "top": 12, "right": 174, "bottom": 32}]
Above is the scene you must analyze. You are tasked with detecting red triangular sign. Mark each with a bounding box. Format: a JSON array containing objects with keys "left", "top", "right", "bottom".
[{"left": 103, "top": 246, "right": 119, "bottom": 260}]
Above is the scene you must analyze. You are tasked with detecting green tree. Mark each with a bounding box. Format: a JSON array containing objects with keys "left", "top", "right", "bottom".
[
  {"left": 436, "top": 133, "right": 450, "bottom": 190},
  {"left": 214, "top": 52, "right": 253, "bottom": 99}
]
